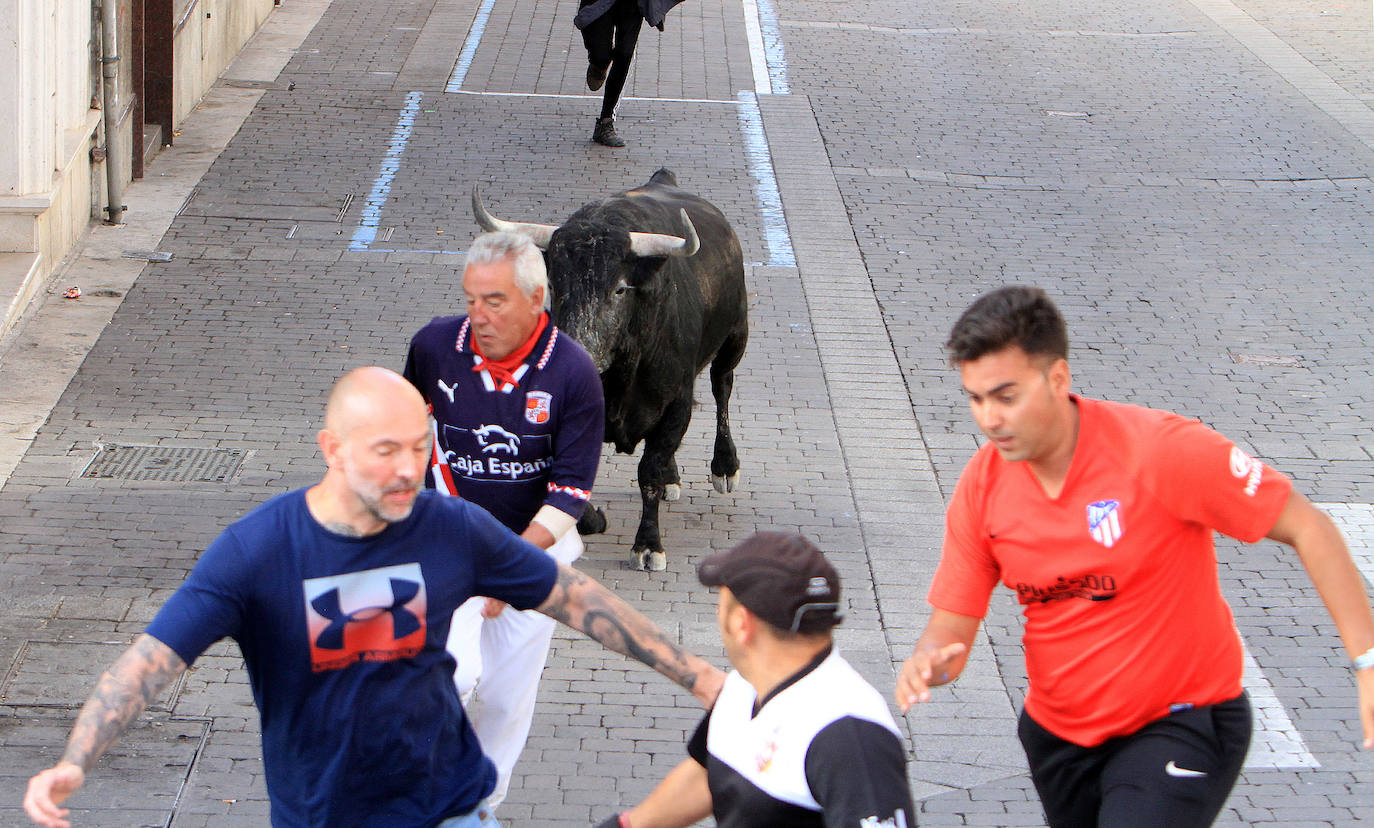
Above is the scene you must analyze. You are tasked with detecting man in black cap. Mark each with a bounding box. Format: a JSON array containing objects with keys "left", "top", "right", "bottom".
[{"left": 594, "top": 531, "right": 915, "bottom": 828}]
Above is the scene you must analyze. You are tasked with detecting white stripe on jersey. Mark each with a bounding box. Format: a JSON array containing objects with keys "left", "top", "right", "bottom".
[{"left": 706, "top": 649, "right": 901, "bottom": 811}]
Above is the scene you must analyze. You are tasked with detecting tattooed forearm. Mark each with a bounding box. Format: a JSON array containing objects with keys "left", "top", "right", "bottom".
[
  {"left": 61, "top": 634, "right": 187, "bottom": 772},
  {"left": 583, "top": 610, "right": 696, "bottom": 690},
  {"left": 538, "top": 565, "right": 585, "bottom": 626},
  {"left": 540, "top": 564, "right": 703, "bottom": 692}
]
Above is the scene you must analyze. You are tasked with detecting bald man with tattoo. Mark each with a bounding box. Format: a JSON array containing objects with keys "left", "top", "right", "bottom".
[{"left": 23, "top": 367, "right": 724, "bottom": 828}]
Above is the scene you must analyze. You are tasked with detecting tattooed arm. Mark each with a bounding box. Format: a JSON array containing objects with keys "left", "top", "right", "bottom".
[
  {"left": 24, "top": 634, "right": 187, "bottom": 828},
  {"left": 537, "top": 563, "right": 725, "bottom": 707}
]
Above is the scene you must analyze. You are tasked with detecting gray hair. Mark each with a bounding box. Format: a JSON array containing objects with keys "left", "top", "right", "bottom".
[{"left": 466, "top": 231, "right": 549, "bottom": 305}]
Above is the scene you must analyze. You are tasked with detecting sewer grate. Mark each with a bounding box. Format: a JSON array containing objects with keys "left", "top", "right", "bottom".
[
  {"left": 178, "top": 189, "right": 354, "bottom": 223},
  {"left": 80, "top": 444, "right": 246, "bottom": 483}
]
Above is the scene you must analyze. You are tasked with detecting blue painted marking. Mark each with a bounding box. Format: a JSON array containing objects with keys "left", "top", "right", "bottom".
[
  {"left": 446, "top": 0, "right": 499, "bottom": 92},
  {"left": 350, "top": 91, "right": 424, "bottom": 251},
  {"left": 736, "top": 91, "right": 795, "bottom": 268},
  {"left": 754, "top": 0, "right": 790, "bottom": 94},
  {"left": 355, "top": 248, "right": 467, "bottom": 256}
]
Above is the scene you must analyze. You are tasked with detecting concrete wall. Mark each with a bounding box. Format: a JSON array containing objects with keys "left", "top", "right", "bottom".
[{"left": 174, "top": 0, "right": 276, "bottom": 128}]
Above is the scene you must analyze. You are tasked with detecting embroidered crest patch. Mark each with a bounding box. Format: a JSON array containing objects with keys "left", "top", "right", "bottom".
[
  {"left": 1087, "top": 500, "right": 1123, "bottom": 547},
  {"left": 525, "top": 391, "right": 551, "bottom": 425}
]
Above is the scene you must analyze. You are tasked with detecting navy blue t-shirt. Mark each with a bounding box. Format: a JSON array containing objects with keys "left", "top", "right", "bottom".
[{"left": 146, "top": 489, "right": 559, "bottom": 828}]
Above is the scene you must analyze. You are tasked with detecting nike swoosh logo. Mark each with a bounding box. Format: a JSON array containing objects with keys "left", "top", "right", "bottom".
[{"left": 1165, "top": 761, "right": 1208, "bottom": 778}]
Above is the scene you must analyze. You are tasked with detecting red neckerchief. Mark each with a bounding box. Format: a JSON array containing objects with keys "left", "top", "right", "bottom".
[{"left": 471, "top": 312, "right": 548, "bottom": 389}]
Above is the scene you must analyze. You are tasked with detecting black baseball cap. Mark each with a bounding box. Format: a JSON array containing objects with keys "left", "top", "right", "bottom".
[{"left": 697, "top": 531, "right": 843, "bottom": 633}]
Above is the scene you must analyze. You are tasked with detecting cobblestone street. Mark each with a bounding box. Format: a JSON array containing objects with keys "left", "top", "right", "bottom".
[{"left": 0, "top": 0, "right": 1371, "bottom": 824}]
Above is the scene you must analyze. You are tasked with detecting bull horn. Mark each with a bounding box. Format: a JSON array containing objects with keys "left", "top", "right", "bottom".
[
  {"left": 628, "top": 209, "right": 700, "bottom": 258},
  {"left": 471, "top": 184, "right": 558, "bottom": 249}
]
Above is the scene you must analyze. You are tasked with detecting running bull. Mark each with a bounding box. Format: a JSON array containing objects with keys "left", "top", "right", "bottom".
[{"left": 473, "top": 168, "right": 747, "bottom": 571}]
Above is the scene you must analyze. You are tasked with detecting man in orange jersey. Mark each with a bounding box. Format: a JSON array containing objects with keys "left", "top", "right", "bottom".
[{"left": 896, "top": 286, "right": 1374, "bottom": 827}]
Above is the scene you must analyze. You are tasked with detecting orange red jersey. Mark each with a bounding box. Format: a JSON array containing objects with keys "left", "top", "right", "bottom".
[{"left": 931, "top": 396, "right": 1292, "bottom": 746}]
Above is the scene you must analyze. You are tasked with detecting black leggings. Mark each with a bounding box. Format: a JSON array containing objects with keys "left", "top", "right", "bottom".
[
  {"left": 580, "top": 0, "right": 643, "bottom": 120},
  {"left": 1018, "top": 693, "right": 1252, "bottom": 828}
]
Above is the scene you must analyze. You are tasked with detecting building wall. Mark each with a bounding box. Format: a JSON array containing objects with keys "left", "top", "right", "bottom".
[
  {"left": 175, "top": 0, "right": 276, "bottom": 127},
  {"left": 0, "top": 0, "right": 276, "bottom": 338}
]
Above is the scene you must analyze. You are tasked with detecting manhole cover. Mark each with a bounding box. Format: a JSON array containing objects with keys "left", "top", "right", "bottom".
[{"left": 81, "top": 444, "right": 246, "bottom": 483}]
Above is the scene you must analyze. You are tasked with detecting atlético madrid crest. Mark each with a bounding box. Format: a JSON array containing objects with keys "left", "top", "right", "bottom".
[
  {"left": 525, "top": 391, "right": 551, "bottom": 425},
  {"left": 1087, "top": 500, "right": 1123, "bottom": 547}
]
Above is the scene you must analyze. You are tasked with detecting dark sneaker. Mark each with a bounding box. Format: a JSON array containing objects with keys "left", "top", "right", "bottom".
[
  {"left": 586, "top": 62, "right": 609, "bottom": 91},
  {"left": 593, "top": 117, "right": 625, "bottom": 147}
]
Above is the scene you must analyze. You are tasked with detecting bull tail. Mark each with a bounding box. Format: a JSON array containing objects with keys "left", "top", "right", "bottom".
[{"left": 648, "top": 168, "right": 678, "bottom": 187}]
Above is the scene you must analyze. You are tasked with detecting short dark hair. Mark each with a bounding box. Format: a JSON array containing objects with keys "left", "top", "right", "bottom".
[{"left": 945, "top": 286, "right": 1068, "bottom": 366}]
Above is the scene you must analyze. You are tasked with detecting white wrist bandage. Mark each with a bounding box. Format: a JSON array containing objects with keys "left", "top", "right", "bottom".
[{"left": 531, "top": 504, "right": 577, "bottom": 543}]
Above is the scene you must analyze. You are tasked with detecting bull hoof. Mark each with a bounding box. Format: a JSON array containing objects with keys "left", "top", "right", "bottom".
[
  {"left": 634, "top": 549, "right": 668, "bottom": 571},
  {"left": 664, "top": 483, "right": 681, "bottom": 502},
  {"left": 711, "top": 471, "right": 740, "bottom": 494}
]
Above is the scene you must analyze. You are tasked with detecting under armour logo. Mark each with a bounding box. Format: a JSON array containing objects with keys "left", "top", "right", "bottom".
[{"left": 310, "top": 578, "right": 422, "bottom": 650}]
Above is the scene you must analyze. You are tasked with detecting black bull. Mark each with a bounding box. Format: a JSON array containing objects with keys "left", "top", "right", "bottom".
[{"left": 473, "top": 169, "right": 748, "bottom": 571}]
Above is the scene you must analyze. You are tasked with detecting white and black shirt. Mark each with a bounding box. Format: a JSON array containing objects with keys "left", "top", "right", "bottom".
[{"left": 688, "top": 647, "right": 915, "bottom": 827}]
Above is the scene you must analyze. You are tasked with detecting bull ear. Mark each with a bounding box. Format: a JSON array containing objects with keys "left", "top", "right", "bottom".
[{"left": 471, "top": 184, "right": 558, "bottom": 248}]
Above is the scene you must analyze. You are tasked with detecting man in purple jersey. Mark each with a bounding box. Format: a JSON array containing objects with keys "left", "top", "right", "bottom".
[
  {"left": 24, "top": 367, "right": 721, "bottom": 828},
  {"left": 404, "top": 232, "right": 605, "bottom": 807}
]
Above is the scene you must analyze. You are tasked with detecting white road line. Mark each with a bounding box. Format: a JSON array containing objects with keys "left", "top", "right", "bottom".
[
  {"left": 1243, "top": 646, "right": 1320, "bottom": 768},
  {"left": 736, "top": 91, "right": 795, "bottom": 267},
  {"left": 362, "top": 0, "right": 797, "bottom": 262},
  {"left": 741, "top": 0, "right": 771, "bottom": 94},
  {"left": 352, "top": 247, "right": 465, "bottom": 256},
  {"left": 349, "top": 91, "right": 424, "bottom": 251},
  {"left": 446, "top": 0, "right": 498, "bottom": 92},
  {"left": 752, "top": 0, "right": 790, "bottom": 94},
  {"left": 1241, "top": 501, "right": 1374, "bottom": 769}
]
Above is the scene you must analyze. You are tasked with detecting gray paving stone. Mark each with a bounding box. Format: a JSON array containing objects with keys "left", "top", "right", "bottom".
[{"left": 2, "top": 0, "right": 1372, "bottom": 824}]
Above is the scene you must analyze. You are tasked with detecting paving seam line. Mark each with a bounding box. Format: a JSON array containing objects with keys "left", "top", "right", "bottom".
[
  {"left": 1184, "top": 0, "right": 1374, "bottom": 155},
  {"left": 752, "top": 93, "right": 1027, "bottom": 790}
]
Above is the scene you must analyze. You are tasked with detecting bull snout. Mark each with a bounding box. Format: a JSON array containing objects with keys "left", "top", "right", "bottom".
[{"left": 555, "top": 306, "right": 616, "bottom": 373}]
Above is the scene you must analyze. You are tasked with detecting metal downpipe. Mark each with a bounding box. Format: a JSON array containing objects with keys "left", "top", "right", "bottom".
[{"left": 97, "top": 0, "right": 124, "bottom": 224}]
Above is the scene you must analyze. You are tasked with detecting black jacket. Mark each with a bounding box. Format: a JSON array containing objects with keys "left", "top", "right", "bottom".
[{"left": 574, "top": 0, "right": 687, "bottom": 31}]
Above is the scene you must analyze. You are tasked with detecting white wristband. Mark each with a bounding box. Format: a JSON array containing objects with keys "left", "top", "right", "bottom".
[
  {"left": 1353, "top": 646, "right": 1374, "bottom": 672},
  {"left": 531, "top": 504, "right": 577, "bottom": 543}
]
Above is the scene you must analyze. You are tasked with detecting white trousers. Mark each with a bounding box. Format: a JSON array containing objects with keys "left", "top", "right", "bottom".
[{"left": 448, "top": 530, "right": 584, "bottom": 808}]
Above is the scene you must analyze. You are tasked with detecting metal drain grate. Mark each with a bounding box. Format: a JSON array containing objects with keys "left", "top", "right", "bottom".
[{"left": 81, "top": 444, "right": 246, "bottom": 483}]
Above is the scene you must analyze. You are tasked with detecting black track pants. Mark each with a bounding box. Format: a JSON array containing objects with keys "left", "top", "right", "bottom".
[
  {"left": 579, "top": 0, "right": 643, "bottom": 120},
  {"left": 1018, "top": 692, "right": 1252, "bottom": 828}
]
